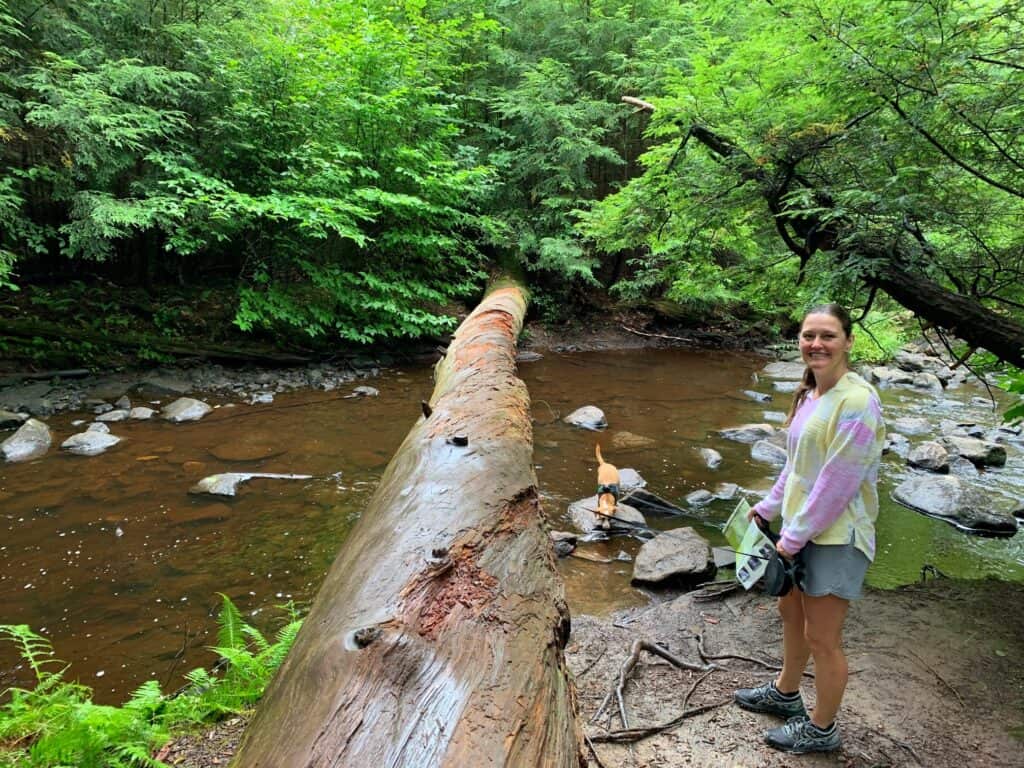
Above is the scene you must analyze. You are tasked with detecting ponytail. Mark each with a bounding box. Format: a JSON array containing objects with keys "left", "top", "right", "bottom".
[{"left": 785, "top": 366, "right": 816, "bottom": 427}]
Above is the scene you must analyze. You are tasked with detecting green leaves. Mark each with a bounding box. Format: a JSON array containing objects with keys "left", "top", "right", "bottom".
[{"left": 0, "top": 598, "right": 304, "bottom": 766}]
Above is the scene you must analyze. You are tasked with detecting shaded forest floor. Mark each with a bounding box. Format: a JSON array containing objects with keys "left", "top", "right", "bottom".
[
  {"left": 0, "top": 277, "right": 773, "bottom": 376},
  {"left": 160, "top": 579, "right": 1024, "bottom": 767}
]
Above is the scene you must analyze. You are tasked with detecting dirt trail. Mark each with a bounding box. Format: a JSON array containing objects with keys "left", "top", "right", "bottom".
[
  {"left": 570, "top": 579, "right": 1024, "bottom": 768},
  {"left": 163, "top": 579, "right": 1023, "bottom": 767}
]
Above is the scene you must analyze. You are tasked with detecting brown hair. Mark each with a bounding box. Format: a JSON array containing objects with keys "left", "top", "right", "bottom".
[{"left": 784, "top": 303, "right": 853, "bottom": 426}]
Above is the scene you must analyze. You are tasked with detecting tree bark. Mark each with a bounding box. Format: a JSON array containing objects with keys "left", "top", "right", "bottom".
[{"left": 232, "top": 282, "right": 585, "bottom": 768}]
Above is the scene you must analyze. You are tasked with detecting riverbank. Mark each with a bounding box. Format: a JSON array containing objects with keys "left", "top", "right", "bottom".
[{"left": 159, "top": 578, "right": 1024, "bottom": 767}]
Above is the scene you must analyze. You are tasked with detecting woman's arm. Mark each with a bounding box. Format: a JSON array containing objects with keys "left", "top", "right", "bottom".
[
  {"left": 778, "top": 393, "right": 883, "bottom": 554},
  {"left": 750, "top": 461, "right": 791, "bottom": 522}
]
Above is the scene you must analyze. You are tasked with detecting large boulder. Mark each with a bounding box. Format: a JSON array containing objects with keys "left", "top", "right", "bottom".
[
  {"left": 937, "top": 436, "right": 1007, "bottom": 467},
  {"left": 568, "top": 497, "right": 645, "bottom": 533},
  {"left": 632, "top": 527, "right": 714, "bottom": 584},
  {"left": 892, "top": 475, "right": 1018, "bottom": 536},
  {"left": 162, "top": 397, "right": 213, "bottom": 423},
  {"left": 717, "top": 423, "right": 775, "bottom": 444},
  {"left": 563, "top": 405, "right": 607, "bottom": 431},
  {"left": 1, "top": 418, "right": 52, "bottom": 462}
]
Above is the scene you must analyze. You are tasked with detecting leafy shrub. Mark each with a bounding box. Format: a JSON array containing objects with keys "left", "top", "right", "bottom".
[{"left": 0, "top": 595, "right": 302, "bottom": 767}]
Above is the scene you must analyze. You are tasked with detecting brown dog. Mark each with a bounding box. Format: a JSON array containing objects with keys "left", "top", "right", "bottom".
[{"left": 595, "top": 444, "right": 621, "bottom": 530}]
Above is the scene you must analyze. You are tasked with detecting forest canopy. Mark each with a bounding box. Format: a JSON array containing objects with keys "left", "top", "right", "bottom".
[{"left": 1, "top": 0, "right": 1022, "bottom": 380}]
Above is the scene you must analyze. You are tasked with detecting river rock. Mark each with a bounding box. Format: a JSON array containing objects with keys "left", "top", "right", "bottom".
[
  {"left": 611, "top": 431, "right": 656, "bottom": 451},
  {"left": 563, "top": 406, "right": 607, "bottom": 431},
  {"left": 890, "top": 417, "right": 932, "bottom": 437},
  {"left": 87, "top": 422, "right": 111, "bottom": 433},
  {"left": 0, "top": 410, "right": 28, "bottom": 429},
  {"left": 761, "top": 361, "right": 806, "bottom": 380},
  {"left": 937, "top": 436, "right": 1007, "bottom": 467},
  {"left": 163, "top": 397, "right": 212, "bottom": 423},
  {"left": 250, "top": 392, "right": 275, "bottom": 405},
  {"left": 742, "top": 390, "right": 772, "bottom": 403},
  {"left": 772, "top": 380, "right": 800, "bottom": 394},
  {"left": 907, "top": 441, "right": 949, "bottom": 473},
  {"left": 893, "top": 350, "right": 953, "bottom": 382},
  {"left": 950, "top": 457, "right": 979, "bottom": 478},
  {"left": 569, "top": 497, "right": 645, "bottom": 533},
  {"left": 884, "top": 432, "right": 910, "bottom": 458},
  {"left": 94, "top": 403, "right": 114, "bottom": 414},
  {"left": 686, "top": 489, "right": 714, "bottom": 507},
  {"left": 352, "top": 385, "right": 379, "bottom": 397},
  {"left": 718, "top": 424, "right": 774, "bottom": 443},
  {"left": 751, "top": 439, "right": 787, "bottom": 466},
  {"left": 189, "top": 472, "right": 313, "bottom": 497},
  {"left": 892, "top": 475, "right": 1018, "bottom": 536},
  {"left": 516, "top": 351, "right": 543, "bottom": 362},
  {"left": 208, "top": 438, "right": 286, "bottom": 462},
  {"left": 618, "top": 468, "right": 646, "bottom": 491},
  {"left": 763, "top": 410, "right": 788, "bottom": 424},
  {"left": 632, "top": 527, "right": 714, "bottom": 585},
  {"left": 911, "top": 372, "right": 944, "bottom": 394},
  {"left": 140, "top": 374, "right": 193, "bottom": 396},
  {"left": 114, "top": 395, "right": 131, "bottom": 410},
  {"left": 0, "top": 382, "right": 56, "bottom": 416},
  {"left": 697, "top": 447, "right": 722, "bottom": 470},
  {"left": 96, "top": 409, "right": 130, "bottom": 422},
  {"left": 713, "top": 482, "right": 739, "bottom": 500},
  {"left": 61, "top": 430, "right": 121, "bottom": 456},
  {"left": 130, "top": 407, "right": 156, "bottom": 420},
  {"left": 1, "top": 418, "right": 52, "bottom": 462},
  {"left": 870, "top": 366, "right": 916, "bottom": 386}
]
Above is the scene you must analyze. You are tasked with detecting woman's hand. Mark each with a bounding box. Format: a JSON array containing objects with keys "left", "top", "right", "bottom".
[{"left": 776, "top": 540, "right": 796, "bottom": 560}]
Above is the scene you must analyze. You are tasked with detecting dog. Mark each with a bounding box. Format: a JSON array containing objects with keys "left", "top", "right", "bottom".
[{"left": 594, "top": 444, "right": 621, "bottom": 530}]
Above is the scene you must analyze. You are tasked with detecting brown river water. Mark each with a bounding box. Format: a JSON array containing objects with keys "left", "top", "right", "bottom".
[{"left": 2, "top": 348, "right": 1022, "bottom": 703}]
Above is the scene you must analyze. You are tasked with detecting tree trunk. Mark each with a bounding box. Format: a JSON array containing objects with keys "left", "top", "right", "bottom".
[{"left": 232, "top": 283, "right": 585, "bottom": 768}]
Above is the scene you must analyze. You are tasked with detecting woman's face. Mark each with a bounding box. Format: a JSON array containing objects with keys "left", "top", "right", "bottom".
[{"left": 799, "top": 312, "right": 852, "bottom": 378}]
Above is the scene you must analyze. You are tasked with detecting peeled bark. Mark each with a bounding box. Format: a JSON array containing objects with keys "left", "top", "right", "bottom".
[{"left": 232, "top": 284, "right": 584, "bottom": 768}]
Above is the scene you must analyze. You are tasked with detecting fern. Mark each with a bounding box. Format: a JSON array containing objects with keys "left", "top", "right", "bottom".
[{"left": 215, "top": 593, "right": 246, "bottom": 651}]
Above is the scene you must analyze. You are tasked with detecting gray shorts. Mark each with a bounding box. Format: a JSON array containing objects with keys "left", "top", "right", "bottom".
[{"left": 799, "top": 539, "right": 870, "bottom": 600}]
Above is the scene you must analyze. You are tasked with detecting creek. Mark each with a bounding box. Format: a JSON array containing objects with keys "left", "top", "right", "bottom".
[{"left": 1, "top": 348, "right": 1021, "bottom": 704}]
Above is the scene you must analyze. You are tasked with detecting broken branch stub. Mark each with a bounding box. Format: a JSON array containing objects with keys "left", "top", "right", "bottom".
[{"left": 232, "top": 284, "right": 585, "bottom": 768}]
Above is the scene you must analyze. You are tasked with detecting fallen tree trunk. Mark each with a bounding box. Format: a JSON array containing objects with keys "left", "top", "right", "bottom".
[{"left": 232, "top": 283, "right": 585, "bottom": 768}]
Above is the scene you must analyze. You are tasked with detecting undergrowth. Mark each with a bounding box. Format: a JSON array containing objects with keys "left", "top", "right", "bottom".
[{"left": 0, "top": 594, "right": 302, "bottom": 768}]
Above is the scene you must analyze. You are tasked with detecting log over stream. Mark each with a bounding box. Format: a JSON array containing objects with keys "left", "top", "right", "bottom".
[{"left": 232, "top": 283, "right": 585, "bottom": 767}]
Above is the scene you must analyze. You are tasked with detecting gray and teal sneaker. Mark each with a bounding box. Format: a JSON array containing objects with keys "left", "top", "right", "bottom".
[
  {"left": 733, "top": 680, "right": 807, "bottom": 719},
  {"left": 764, "top": 715, "right": 842, "bottom": 754}
]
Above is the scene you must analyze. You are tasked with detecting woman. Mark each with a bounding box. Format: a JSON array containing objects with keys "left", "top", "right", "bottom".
[{"left": 734, "top": 303, "right": 885, "bottom": 754}]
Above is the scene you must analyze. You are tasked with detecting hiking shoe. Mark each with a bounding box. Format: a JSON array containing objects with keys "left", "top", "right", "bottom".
[
  {"left": 733, "top": 681, "right": 807, "bottom": 719},
  {"left": 764, "top": 715, "right": 842, "bottom": 754}
]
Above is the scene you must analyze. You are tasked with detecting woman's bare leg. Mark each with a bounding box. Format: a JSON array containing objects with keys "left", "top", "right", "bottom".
[
  {"left": 802, "top": 593, "right": 850, "bottom": 727},
  {"left": 776, "top": 588, "right": 810, "bottom": 693}
]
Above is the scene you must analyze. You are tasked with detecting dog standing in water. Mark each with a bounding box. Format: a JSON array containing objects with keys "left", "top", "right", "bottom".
[{"left": 594, "top": 444, "right": 621, "bottom": 530}]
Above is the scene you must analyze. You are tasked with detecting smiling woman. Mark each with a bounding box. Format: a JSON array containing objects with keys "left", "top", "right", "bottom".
[{"left": 738, "top": 302, "right": 886, "bottom": 755}]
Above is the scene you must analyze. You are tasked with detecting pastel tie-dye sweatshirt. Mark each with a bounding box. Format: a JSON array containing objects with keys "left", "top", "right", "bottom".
[{"left": 752, "top": 371, "right": 885, "bottom": 560}]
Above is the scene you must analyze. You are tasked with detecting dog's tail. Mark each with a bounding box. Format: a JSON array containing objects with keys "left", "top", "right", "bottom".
[{"left": 595, "top": 443, "right": 604, "bottom": 465}]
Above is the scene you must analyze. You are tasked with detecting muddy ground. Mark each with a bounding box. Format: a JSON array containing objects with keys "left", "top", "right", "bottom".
[{"left": 161, "top": 578, "right": 1023, "bottom": 767}]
